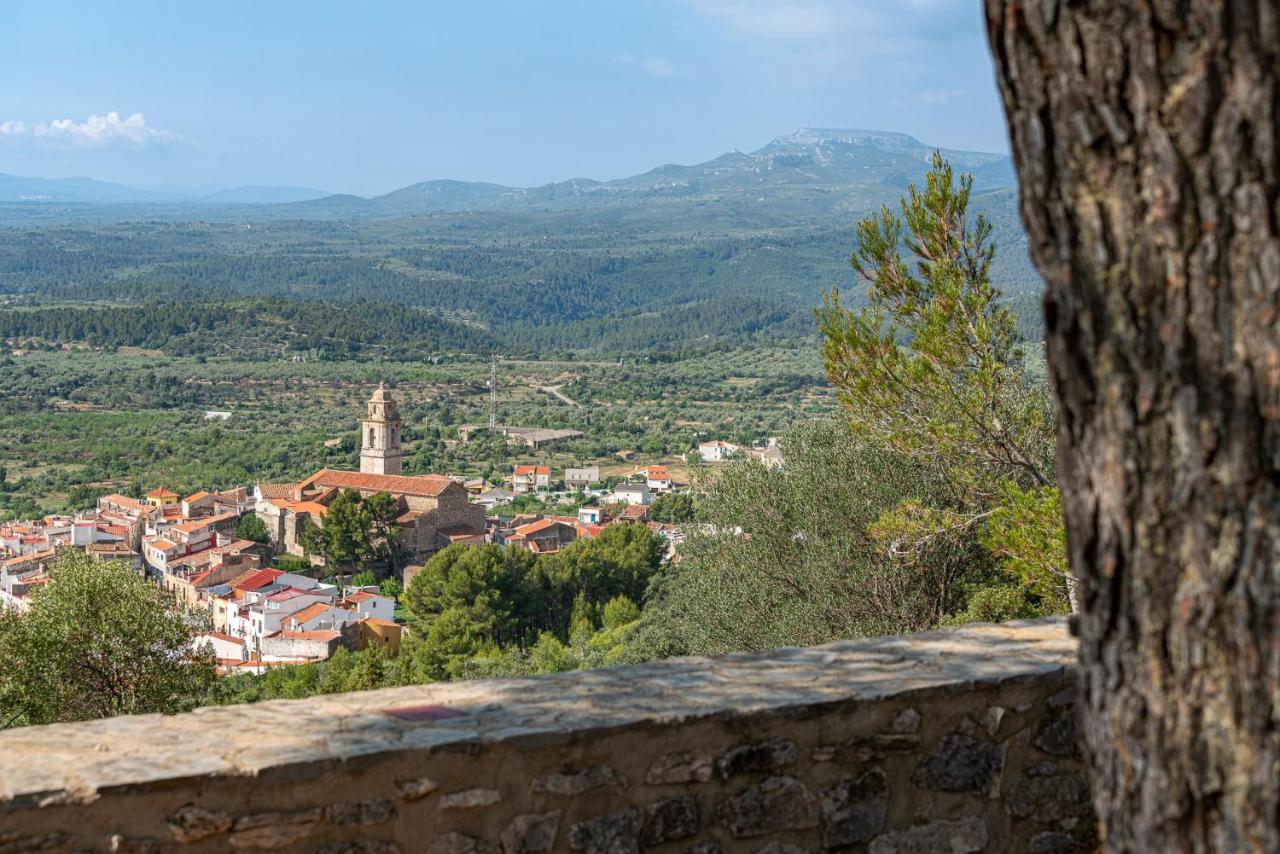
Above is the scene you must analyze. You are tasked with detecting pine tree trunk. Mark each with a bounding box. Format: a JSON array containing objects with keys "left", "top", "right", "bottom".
[{"left": 985, "top": 2, "right": 1280, "bottom": 850}]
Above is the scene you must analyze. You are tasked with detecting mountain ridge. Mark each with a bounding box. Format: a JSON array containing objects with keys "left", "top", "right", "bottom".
[{"left": 0, "top": 128, "right": 1013, "bottom": 219}]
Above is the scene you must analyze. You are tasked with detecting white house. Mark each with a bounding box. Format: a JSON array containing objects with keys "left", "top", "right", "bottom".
[
  {"left": 345, "top": 590, "right": 395, "bottom": 622},
  {"left": 563, "top": 466, "right": 600, "bottom": 491},
  {"left": 612, "top": 482, "right": 651, "bottom": 506},
  {"left": 643, "top": 465, "right": 673, "bottom": 491},
  {"left": 512, "top": 465, "right": 551, "bottom": 494},
  {"left": 697, "top": 439, "right": 740, "bottom": 463}
]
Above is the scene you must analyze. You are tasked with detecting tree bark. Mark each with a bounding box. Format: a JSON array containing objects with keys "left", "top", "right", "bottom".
[{"left": 985, "top": 2, "right": 1280, "bottom": 850}]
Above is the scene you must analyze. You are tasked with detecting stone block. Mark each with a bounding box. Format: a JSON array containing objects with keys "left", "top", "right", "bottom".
[
  {"left": 820, "top": 768, "right": 888, "bottom": 847},
  {"left": 227, "top": 808, "right": 321, "bottom": 849},
  {"left": 646, "top": 751, "right": 713, "bottom": 784},
  {"left": 395, "top": 776, "right": 439, "bottom": 801},
  {"left": 532, "top": 765, "right": 624, "bottom": 796},
  {"left": 167, "top": 805, "right": 232, "bottom": 843},
  {"left": 500, "top": 811, "right": 561, "bottom": 854},
  {"left": 868, "top": 816, "right": 988, "bottom": 854},
  {"left": 1033, "top": 706, "right": 1080, "bottom": 758},
  {"left": 716, "top": 738, "right": 797, "bottom": 778},
  {"left": 912, "top": 734, "right": 1003, "bottom": 793},
  {"left": 720, "top": 775, "right": 818, "bottom": 838},
  {"left": 890, "top": 708, "right": 921, "bottom": 734},
  {"left": 568, "top": 807, "right": 643, "bottom": 854},
  {"left": 439, "top": 788, "right": 502, "bottom": 809},
  {"left": 641, "top": 796, "right": 700, "bottom": 845},
  {"left": 1008, "top": 762, "right": 1091, "bottom": 822}
]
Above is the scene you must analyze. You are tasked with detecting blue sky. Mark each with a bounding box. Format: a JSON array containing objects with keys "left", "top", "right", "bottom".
[{"left": 0, "top": 1, "right": 1007, "bottom": 195}]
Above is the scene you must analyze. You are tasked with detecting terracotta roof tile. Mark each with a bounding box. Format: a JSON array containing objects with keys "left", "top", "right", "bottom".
[
  {"left": 297, "top": 469, "right": 453, "bottom": 498},
  {"left": 171, "top": 512, "right": 237, "bottom": 534},
  {"left": 287, "top": 602, "right": 340, "bottom": 626},
  {"left": 256, "top": 483, "right": 293, "bottom": 500}
]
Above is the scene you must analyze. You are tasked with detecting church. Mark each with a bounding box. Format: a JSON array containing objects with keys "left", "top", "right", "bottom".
[{"left": 255, "top": 384, "right": 486, "bottom": 567}]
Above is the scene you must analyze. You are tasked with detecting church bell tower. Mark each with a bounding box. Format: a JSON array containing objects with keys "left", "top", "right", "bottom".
[{"left": 360, "top": 382, "right": 403, "bottom": 476}]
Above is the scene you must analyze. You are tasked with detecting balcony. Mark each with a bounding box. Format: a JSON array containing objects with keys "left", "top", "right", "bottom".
[{"left": 0, "top": 618, "right": 1088, "bottom": 852}]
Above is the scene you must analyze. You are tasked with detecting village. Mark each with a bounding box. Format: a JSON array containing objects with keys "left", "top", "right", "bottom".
[{"left": 0, "top": 384, "right": 780, "bottom": 676}]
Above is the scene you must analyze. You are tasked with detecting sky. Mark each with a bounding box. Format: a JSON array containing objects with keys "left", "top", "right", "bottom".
[{"left": 0, "top": 1, "right": 1008, "bottom": 196}]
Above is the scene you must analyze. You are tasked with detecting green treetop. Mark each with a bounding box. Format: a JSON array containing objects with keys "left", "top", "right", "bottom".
[
  {"left": 815, "top": 153, "right": 1069, "bottom": 611},
  {"left": 0, "top": 551, "right": 216, "bottom": 728}
]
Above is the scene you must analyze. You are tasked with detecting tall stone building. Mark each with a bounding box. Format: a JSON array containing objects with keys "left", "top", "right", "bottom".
[
  {"left": 360, "top": 383, "right": 402, "bottom": 476},
  {"left": 254, "top": 384, "right": 485, "bottom": 570}
]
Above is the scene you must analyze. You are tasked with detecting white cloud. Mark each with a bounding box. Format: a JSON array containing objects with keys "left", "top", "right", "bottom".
[
  {"left": 0, "top": 112, "right": 179, "bottom": 147},
  {"left": 918, "top": 89, "right": 964, "bottom": 105},
  {"left": 612, "top": 53, "right": 683, "bottom": 78}
]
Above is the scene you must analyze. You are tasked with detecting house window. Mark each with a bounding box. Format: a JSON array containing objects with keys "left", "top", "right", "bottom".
[{"left": 368, "top": 428, "right": 375, "bottom": 446}]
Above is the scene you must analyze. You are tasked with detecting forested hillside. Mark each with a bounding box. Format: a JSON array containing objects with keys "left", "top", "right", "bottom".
[{"left": 0, "top": 130, "right": 1042, "bottom": 357}]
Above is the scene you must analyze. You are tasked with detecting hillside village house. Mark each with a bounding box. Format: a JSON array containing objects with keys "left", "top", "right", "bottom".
[
  {"left": 476, "top": 487, "right": 516, "bottom": 510},
  {"left": 642, "top": 465, "right": 672, "bottom": 491},
  {"left": 511, "top": 464, "right": 551, "bottom": 494},
  {"left": 504, "top": 518, "right": 578, "bottom": 554},
  {"left": 255, "top": 386, "right": 486, "bottom": 564},
  {"left": 144, "top": 487, "right": 179, "bottom": 509},
  {"left": 697, "top": 439, "right": 740, "bottom": 462},
  {"left": 181, "top": 487, "right": 251, "bottom": 519},
  {"left": 563, "top": 466, "right": 600, "bottom": 491},
  {"left": 612, "top": 481, "right": 651, "bottom": 506}
]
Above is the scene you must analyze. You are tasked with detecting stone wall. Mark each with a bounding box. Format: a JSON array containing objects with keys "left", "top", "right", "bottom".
[{"left": 0, "top": 618, "right": 1090, "bottom": 853}]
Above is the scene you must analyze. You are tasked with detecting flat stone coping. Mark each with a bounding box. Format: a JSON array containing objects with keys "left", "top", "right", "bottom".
[{"left": 0, "top": 617, "right": 1073, "bottom": 810}]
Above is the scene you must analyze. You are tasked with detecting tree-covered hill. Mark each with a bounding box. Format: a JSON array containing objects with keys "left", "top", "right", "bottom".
[{"left": 0, "top": 130, "right": 1042, "bottom": 356}]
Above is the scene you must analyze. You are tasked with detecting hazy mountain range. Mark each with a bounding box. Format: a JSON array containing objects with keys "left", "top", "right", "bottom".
[{"left": 0, "top": 129, "right": 1014, "bottom": 219}]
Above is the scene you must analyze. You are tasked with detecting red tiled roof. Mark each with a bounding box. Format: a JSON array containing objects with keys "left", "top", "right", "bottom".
[
  {"left": 99, "top": 494, "right": 152, "bottom": 514},
  {"left": 513, "top": 465, "right": 550, "bottom": 476},
  {"left": 171, "top": 512, "right": 236, "bottom": 534},
  {"left": 146, "top": 488, "right": 178, "bottom": 499},
  {"left": 267, "top": 587, "right": 316, "bottom": 602},
  {"left": 287, "top": 602, "right": 338, "bottom": 626},
  {"left": 620, "top": 504, "right": 648, "bottom": 520},
  {"left": 256, "top": 482, "right": 293, "bottom": 500},
  {"left": 2, "top": 549, "right": 56, "bottom": 568},
  {"left": 346, "top": 590, "right": 379, "bottom": 602},
  {"left": 297, "top": 469, "right": 453, "bottom": 498},
  {"left": 187, "top": 569, "right": 216, "bottom": 586},
  {"left": 360, "top": 617, "right": 399, "bottom": 628},
  {"left": 286, "top": 501, "right": 330, "bottom": 517},
  {"left": 234, "top": 568, "right": 284, "bottom": 591},
  {"left": 183, "top": 491, "right": 212, "bottom": 503},
  {"left": 201, "top": 631, "right": 244, "bottom": 646},
  {"left": 514, "top": 518, "right": 562, "bottom": 536}
]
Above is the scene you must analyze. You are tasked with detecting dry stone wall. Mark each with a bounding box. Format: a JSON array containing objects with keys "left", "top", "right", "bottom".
[{"left": 0, "top": 618, "right": 1090, "bottom": 852}]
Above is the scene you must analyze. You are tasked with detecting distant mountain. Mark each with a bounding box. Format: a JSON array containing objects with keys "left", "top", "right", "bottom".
[
  {"left": 288, "top": 128, "right": 1016, "bottom": 220},
  {"left": 0, "top": 173, "right": 184, "bottom": 204},
  {"left": 0, "top": 128, "right": 1016, "bottom": 224},
  {"left": 0, "top": 174, "right": 332, "bottom": 206},
  {"left": 199, "top": 185, "right": 330, "bottom": 204}
]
